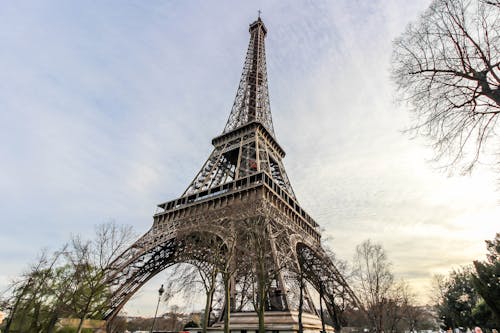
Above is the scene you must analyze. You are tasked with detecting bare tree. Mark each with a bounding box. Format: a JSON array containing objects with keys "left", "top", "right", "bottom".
[
  {"left": 164, "top": 235, "right": 222, "bottom": 333},
  {"left": 69, "top": 222, "right": 133, "bottom": 333},
  {"left": 239, "top": 217, "right": 279, "bottom": 333},
  {"left": 392, "top": 0, "right": 500, "bottom": 174},
  {"left": 352, "top": 240, "right": 400, "bottom": 333},
  {"left": 384, "top": 280, "right": 415, "bottom": 333},
  {"left": 217, "top": 227, "right": 237, "bottom": 333},
  {"left": 170, "top": 226, "right": 237, "bottom": 333},
  {"left": 186, "top": 263, "right": 219, "bottom": 333},
  {"left": 183, "top": 234, "right": 225, "bottom": 333},
  {"left": 297, "top": 266, "right": 306, "bottom": 333}
]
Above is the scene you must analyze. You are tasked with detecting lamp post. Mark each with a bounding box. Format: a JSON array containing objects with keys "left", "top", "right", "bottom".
[{"left": 150, "top": 284, "right": 165, "bottom": 333}]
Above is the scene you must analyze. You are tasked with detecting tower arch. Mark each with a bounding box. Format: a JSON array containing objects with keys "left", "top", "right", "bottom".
[{"left": 105, "top": 228, "right": 229, "bottom": 320}]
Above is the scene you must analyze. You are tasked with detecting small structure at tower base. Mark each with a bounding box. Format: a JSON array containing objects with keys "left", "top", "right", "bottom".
[{"left": 190, "top": 312, "right": 333, "bottom": 333}]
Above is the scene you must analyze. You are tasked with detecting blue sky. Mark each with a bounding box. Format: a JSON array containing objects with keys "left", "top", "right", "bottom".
[{"left": 1, "top": 1, "right": 498, "bottom": 316}]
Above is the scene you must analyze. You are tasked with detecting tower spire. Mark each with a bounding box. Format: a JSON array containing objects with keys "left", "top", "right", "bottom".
[
  {"left": 223, "top": 17, "right": 275, "bottom": 136},
  {"left": 180, "top": 18, "right": 295, "bottom": 198}
]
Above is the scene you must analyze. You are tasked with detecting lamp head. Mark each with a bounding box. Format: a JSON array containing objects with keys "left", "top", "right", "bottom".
[{"left": 158, "top": 284, "right": 165, "bottom": 297}]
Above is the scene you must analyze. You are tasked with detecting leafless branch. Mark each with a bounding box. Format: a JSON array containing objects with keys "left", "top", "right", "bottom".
[{"left": 392, "top": 0, "right": 500, "bottom": 174}]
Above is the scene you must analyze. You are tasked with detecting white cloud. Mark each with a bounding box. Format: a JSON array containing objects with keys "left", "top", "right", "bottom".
[{"left": 0, "top": 0, "right": 497, "bottom": 314}]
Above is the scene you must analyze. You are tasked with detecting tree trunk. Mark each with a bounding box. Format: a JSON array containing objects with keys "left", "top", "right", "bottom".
[
  {"left": 298, "top": 272, "right": 304, "bottom": 333},
  {"left": 223, "top": 274, "right": 231, "bottom": 333},
  {"left": 319, "top": 290, "right": 325, "bottom": 333},
  {"left": 5, "top": 278, "right": 34, "bottom": 333},
  {"left": 376, "top": 305, "right": 383, "bottom": 333},
  {"left": 29, "top": 301, "right": 41, "bottom": 333},
  {"left": 77, "top": 288, "right": 95, "bottom": 333},
  {"left": 325, "top": 298, "right": 342, "bottom": 333},
  {"left": 332, "top": 305, "right": 342, "bottom": 333},
  {"left": 258, "top": 302, "right": 266, "bottom": 333},
  {"left": 4, "top": 290, "right": 23, "bottom": 333},
  {"left": 76, "top": 317, "right": 85, "bottom": 333},
  {"left": 203, "top": 284, "right": 216, "bottom": 333},
  {"left": 46, "top": 311, "right": 60, "bottom": 333},
  {"left": 257, "top": 283, "right": 266, "bottom": 333}
]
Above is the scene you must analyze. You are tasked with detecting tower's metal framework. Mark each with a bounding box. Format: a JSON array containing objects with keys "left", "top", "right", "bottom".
[{"left": 105, "top": 17, "right": 360, "bottom": 331}]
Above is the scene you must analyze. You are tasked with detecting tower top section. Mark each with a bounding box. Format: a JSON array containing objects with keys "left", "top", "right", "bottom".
[
  {"left": 222, "top": 17, "right": 275, "bottom": 137},
  {"left": 249, "top": 16, "right": 267, "bottom": 35}
]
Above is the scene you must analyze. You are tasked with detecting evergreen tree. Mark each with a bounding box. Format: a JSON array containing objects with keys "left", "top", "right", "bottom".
[{"left": 472, "top": 233, "right": 500, "bottom": 326}]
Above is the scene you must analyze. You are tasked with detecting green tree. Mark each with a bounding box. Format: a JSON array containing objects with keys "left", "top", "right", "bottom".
[
  {"left": 433, "top": 267, "right": 491, "bottom": 330},
  {"left": 2, "top": 222, "right": 133, "bottom": 333},
  {"left": 471, "top": 233, "right": 500, "bottom": 325},
  {"left": 472, "top": 299, "right": 496, "bottom": 329},
  {"left": 2, "top": 249, "right": 73, "bottom": 333}
]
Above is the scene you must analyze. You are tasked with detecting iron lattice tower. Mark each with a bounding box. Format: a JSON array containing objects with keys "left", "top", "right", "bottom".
[{"left": 105, "top": 17, "right": 360, "bottom": 331}]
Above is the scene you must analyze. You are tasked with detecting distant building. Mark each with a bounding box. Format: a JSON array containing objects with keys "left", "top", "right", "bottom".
[{"left": 0, "top": 310, "right": 5, "bottom": 324}]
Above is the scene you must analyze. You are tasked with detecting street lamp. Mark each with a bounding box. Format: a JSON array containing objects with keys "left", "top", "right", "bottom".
[{"left": 150, "top": 284, "right": 165, "bottom": 333}]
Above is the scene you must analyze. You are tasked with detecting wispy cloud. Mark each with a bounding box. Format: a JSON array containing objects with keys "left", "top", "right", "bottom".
[{"left": 0, "top": 0, "right": 497, "bottom": 314}]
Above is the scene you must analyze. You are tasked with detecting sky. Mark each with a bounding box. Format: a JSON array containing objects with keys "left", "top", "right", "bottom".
[{"left": 0, "top": 0, "right": 499, "bottom": 317}]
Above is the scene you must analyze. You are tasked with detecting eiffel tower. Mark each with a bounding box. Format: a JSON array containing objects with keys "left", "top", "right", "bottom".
[{"left": 105, "top": 17, "right": 360, "bottom": 332}]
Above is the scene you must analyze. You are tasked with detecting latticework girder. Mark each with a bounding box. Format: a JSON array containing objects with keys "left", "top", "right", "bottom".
[
  {"left": 296, "top": 243, "right": 362, "bottom": 310},
  {"left": 105, "top": 189, "right": 359, "bottom": 321},
  {"left": 104, "top": 17, "right": 359, "bottom": 330},
  {"left": 223, "top": 18, "right": 274, "bottom": 136},
  {"left": 184, "top": 123, "right": 296, "bottom": 198}
]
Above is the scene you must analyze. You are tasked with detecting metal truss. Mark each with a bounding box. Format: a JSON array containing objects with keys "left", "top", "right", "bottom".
[
  {"left": 183, "top": 122, "right": 296, "bottom": 199},
  {"left": 105, "top": 193, "right": 359, "bottom": 322},
  {"left": 104, "top": 17, "right": 360, "bottom": 327},
  {"left": 297, "top": 243, "right": 363, "bottom": 312},
  {"left": 223, "top": 18, "right": 275, "bottom": 136}
]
